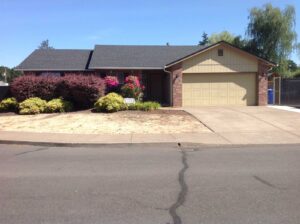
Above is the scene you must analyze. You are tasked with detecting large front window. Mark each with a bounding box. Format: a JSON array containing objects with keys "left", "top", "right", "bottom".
[{"left": 39, "top": 72, "right": 61, "bottom": 77}]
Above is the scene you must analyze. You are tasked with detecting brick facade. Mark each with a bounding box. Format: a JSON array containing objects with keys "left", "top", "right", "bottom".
[
  {"left": 169, "top": 63, "right": 183, "bottom": 107},
  {"left": 257, "top": 60, "right": 270, "bottom": 106}
]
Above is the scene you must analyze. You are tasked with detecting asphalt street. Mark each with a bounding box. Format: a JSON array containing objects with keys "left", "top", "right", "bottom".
[{"left": 0, "top": 143, "right": 300, "bottom": 224}]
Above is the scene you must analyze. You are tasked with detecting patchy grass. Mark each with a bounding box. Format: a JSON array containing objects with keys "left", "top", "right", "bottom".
[{"left": 0, "top": 110, "right": 210, "bottom": 134}]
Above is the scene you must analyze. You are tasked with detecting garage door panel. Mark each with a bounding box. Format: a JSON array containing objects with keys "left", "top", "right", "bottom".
[{"left": 182, "top": 73, "right": 256, "bottom": 106}]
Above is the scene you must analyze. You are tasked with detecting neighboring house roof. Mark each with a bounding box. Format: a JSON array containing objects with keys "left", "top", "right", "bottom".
[
  {"left": 16, "top": 49, "right": 93, "bottom": 71},
  {"left": 88, "top": 45, "right": 204, "bottom": 69}
]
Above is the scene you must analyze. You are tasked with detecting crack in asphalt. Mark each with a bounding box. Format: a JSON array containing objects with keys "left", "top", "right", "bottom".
[
  {"left": 168, "top": 146, "right": 189, "bottom": 224},
  {"left": 15, "top": 147, "right": 49, "bottom": 156},
  {"left": 253, "top": 175, "right": 281, "bottom": 189}
]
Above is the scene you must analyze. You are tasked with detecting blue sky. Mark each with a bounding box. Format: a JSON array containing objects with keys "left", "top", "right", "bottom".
[{"left": 1, "top": 0, "right": 300, "bottom": 68}]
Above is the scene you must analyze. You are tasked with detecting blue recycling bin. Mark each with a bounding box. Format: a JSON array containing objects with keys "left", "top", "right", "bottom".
[{"left": 268, "top": 89, "right": 274, "bottom": 104}]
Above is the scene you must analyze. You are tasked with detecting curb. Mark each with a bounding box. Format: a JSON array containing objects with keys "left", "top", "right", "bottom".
[
  {"left": 0, "top": 140, "right": 183, "bottom": 148},
  {"left": 0, "top": 140, "right": 133, "bottom": 148},
  {"left": 0, "top": 140, "right": 299, "bottom": 149},
  {"left": 0, "top": 139, "right": 234, "bottom": 148}
]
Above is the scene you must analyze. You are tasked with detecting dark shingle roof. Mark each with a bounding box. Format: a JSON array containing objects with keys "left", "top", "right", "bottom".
[
  {"left": 88, "top": 45, "right": 204, "bottom": 69},
  {"left": 16, "top": 49, "right": 92, "bottom": 71}
]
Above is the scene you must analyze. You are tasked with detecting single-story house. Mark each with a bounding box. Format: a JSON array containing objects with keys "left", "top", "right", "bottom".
[{"left": 16, "top": 41, "right": 276, "bottom": 107}]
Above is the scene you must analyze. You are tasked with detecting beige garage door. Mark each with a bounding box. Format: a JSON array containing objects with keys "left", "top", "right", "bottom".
[{"left": 182, "top": 73, "right": 256, "bottom": 106}]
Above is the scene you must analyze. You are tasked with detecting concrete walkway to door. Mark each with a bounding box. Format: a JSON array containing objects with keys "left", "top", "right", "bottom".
[{"left": 184, "top": 106, "right": 300, "bottom": 145}]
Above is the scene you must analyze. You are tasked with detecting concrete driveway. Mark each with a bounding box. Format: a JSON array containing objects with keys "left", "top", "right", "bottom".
[{"left": 184, "top": 106, "right": 300, "bottom": 144}]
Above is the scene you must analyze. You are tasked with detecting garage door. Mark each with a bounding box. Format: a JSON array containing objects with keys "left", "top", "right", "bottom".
[{"left": 182, "top": 73, "right": 256, "bottom": 106}]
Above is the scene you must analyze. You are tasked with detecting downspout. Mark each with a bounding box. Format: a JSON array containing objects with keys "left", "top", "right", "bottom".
[{"left": 164, "top": 66, "right": 173, "bottom": 106}]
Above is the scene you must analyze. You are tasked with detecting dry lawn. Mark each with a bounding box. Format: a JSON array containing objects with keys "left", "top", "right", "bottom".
[{"left": 0, "top": 110, "right": 209, "bottom": 134}]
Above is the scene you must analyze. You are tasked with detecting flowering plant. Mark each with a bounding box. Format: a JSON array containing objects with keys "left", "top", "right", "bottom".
[
  {"left": 121, "top": 75, "right": 144, "bottom": 100},
  {"left": 105, "top": 76, "right": 119, "bottom": 88},
  {"left": 105, "top": 75, "right": 120, "bottom": 93}
]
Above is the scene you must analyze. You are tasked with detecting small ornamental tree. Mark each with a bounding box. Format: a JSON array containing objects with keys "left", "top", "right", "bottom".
[
  {"left": 105, "top": 75, "right": 119, "bottom": 93},
  {"left": 121, "top": 75, "right": 144, "bottom": 100}
]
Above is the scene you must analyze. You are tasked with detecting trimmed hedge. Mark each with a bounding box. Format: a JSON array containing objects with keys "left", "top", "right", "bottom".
[
  {"left": 10, "top": 74, "right": 105, "bottom": 108},
  {"left": 58, "top": 74, "right": 105, "bottom": 108},
  {"left": 10, "top": 75, "right": 60, "bottom": 101}
]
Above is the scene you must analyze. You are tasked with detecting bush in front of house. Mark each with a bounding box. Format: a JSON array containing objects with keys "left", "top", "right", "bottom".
[
  {"left": 10, "top": 74, "right": 106, "bottom": 109},
  {"left": 10, "top": 75, "right": 60, "bottom": 101},
  {"left": 58, "top": 74, "right": 105, "bottom": 109},
  {"left": 19, "top": 97, "right": 47, "bottom": 115},
  {"left": 129, "top": 101, "right": 161, "bottom": 111},
  {"left": 121, "top": 75, "right": 144, "bottom": 100},
  {"left": 105, "top": 75, "right": 120, "bottom": 93},
  {"left": 45, "top": 98, "right": 73, "bottom": 113},
  {"left": 94, "top": 92, "right": 127, "bottom": 113},
  {"left": 0, "top": 97, "right": 18, "bottom": 112}
]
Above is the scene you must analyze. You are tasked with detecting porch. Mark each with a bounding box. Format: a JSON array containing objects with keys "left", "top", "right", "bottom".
[{"left": 98, "top": 70, "right": 171, "bottom": 106}]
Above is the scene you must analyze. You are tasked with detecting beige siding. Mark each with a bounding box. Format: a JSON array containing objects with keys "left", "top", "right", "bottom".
[
  {"left": 182, "top": 73, "right": 256, "bottom": 106},
  {"left": 182, "top": 45, "right": 258, "bottom": 73}
]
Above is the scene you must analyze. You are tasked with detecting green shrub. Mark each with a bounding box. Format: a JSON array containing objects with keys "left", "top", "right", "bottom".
[
  {"left": 94, "top": 93, "right": 127, "bottom": 113},
  {"left": 19, "top": 97, "right": 47, "bottom": 115},
  {"left": 0, "top": 98, "right": 18, "bottom": 112},
  {"left": 127, "top": 103, "right": 137, "bottom": 110},
  {"left": 129, "top": 101, "right": 161, "bottom": 111},
  {"left": 45, "top": 98, "right": 73, "bottom": 113},
  {"left": 137, "top": 101, "right": 161, "bottom": 111}
]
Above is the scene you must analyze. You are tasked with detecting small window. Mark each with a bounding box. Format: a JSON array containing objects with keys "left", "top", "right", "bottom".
[
  {"left": 39, "top": 72, "right": 61, "bottom": 77},
  {"left": 218, "top": 49, "right": 224, "bottom": 56}
]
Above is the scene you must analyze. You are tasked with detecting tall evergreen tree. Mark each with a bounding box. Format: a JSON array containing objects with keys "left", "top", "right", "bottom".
[
  {"left": 38, "top": 39, "right": 54, "bottom": 49},
  {"left": 199, "top": 32, "right": 209, "bottom": 45}
]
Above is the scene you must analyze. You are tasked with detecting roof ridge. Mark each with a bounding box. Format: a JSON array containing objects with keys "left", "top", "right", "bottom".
[
  {"left": 94, "top": 44, "right": 200, "bottom": 47},
  {"left": 36, "top": 49, "right": 93, "bottom": 51}
]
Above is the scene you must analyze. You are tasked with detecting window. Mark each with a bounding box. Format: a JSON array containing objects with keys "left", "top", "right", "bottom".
[
  {"left": 100, "top": 73, "right": 106, "bottom": 78},
  {"left": 218, "top": 49, "right": 224, "bottom": 56},
  {"left": 39, "top": 72, "right": 61, "bottom": 77},
  {"left": 117, "top": 73, "right": 125, "bottom": 84}
]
